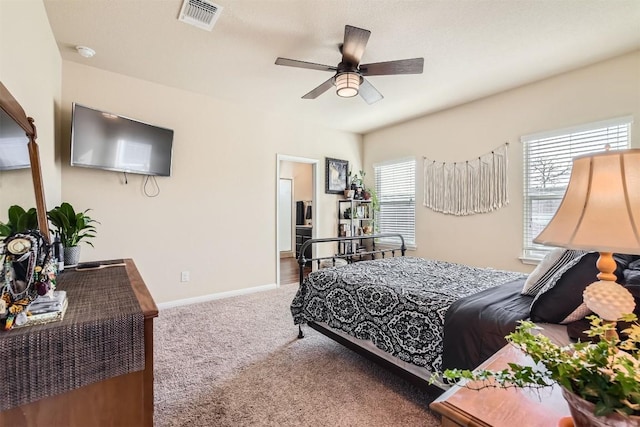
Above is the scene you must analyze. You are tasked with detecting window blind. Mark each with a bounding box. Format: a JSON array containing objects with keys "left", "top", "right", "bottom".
[
  {"left": 522, "top": 116, "right": 632, "bottom": 260},
  {"left": 374, "top": 158, "right": 416, "bottom": 247}
]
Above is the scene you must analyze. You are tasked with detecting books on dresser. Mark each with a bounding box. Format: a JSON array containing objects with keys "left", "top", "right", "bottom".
[{"left": 14, "top": 291, "right": 68, "bottom": 328}]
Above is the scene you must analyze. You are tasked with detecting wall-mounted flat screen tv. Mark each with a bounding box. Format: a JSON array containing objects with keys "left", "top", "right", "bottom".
[
  {"left": 0, "top": 108, "right": 30, "bottom": 170},
  {"left": 70, "top": 103, "right": 174, "bottom": 176}
]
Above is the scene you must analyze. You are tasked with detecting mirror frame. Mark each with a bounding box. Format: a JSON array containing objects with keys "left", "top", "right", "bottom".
[{"left": 0, "top": 81, "right": 50, "bottom": 241}]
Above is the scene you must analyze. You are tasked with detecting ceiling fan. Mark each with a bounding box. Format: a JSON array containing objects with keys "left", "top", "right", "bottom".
[{"left": 275, "top": 25, "right": 424, "bottom": 104}]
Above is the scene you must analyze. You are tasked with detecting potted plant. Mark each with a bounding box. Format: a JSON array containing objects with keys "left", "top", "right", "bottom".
[
  {"left": 0, "top": 205, "right": 38, "bottom": 240},
  {"left": 47, "top": 202, "right": 98, "bottom": 266},
  {"left": 356, "top": 169, "right": 373, "bottom": 200},
  {"left": 367, "top": 187, "right": 380, "bottom": 232},
  {"left": 346, "top": 170, "right": 361, "bottom": 199},
  {"left": 439, "top": 315, "right": 640, "bottom": 426}
]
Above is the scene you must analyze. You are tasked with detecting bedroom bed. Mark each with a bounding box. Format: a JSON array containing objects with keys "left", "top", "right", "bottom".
[
  {"left": 290, "top": 234, "right": 536, "bottom": 388},
  {"left": 290, "top": 235, "right": 640, "bottom": 389}
]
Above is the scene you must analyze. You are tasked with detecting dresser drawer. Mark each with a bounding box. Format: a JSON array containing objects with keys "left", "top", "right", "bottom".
[{"left": 296, "top": 226, "right": 312, "bottom": 237}]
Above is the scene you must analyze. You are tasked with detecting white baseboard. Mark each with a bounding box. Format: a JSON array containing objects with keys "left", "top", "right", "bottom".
[{"left": 157, "top": 283, "right": 278, "bottom": 310}]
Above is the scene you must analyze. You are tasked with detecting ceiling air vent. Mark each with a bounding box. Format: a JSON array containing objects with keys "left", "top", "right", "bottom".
[{"left": 178, "top": 0, "right": 223, "bottom": 31}]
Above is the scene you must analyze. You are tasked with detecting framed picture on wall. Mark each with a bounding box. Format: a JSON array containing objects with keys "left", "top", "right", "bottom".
[{"left": 325, "top": 157, "right": 349, "bottom": 194}]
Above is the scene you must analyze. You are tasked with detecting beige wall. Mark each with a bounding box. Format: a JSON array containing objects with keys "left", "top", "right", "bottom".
[
  {"left": 60, "top": 61, "right": 361, "bottom": 303},
  {"left": 0, "top": 0, "right": 61, "bottom": 219},
  {"left": 292, "top": 163, "right": 313, "bottom": 203},
  {"left": 364, "top": 50, "right": 640, "bottom": 273}
]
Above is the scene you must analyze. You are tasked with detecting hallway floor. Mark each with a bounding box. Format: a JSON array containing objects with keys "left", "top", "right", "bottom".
[{"left": 280, "top": 257, "right": 310, "bottom": 285}]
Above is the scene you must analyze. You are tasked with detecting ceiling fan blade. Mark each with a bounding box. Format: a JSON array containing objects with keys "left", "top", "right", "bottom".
[
  {"left": 341, "top": 25, "right": 371, "bottom": 66},
  {"left": 359, "top": 78, "right": 383, "bottom": 105},
  {"left": 302, "top": 77, "right": 335, "bottom": 99},
  {"left": 360, "top": 58, "right": 424, "bottom": 76},
  {"left": 275, "top": 57, "right": 337, "bottom": 72}
]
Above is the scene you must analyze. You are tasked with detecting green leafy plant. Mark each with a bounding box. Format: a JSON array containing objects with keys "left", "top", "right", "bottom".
[
  {"left": 0, "top": 205, "right": 38, "bottom": 239},
  {"left": 47, "top": 202, "right": 98, "bottom": 247},
  {"left": 367, "top": 187, "right": 380, "bottom": 232},
  {"left": 347, "top": 168, "right": 380, "bottom": 232},
  {"left": 439, "top": 315, "right": 640, "bottom": 418},
  {"left": 356, "top": 169, "right": 381, "bottom": 231},
  {"left": 358, "top": 169, "right": 366, "bottom": 185}
]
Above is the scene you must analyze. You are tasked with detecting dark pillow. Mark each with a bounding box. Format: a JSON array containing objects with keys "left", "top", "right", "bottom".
[
  {"left": 565, "top": 317, "right": 592, "bottom": 342},
  {"left": 627, "top": 257, "right": 640, "bottom": 271},
  {"left": 564, "top": 257, "right": 640, "bottom": 341},
  {"left": 531, "top": 252, "right": 640, "bottom": 324},
  {"left": 615, "top": 254, "right": 640, "bottom": 285},
  {"left": 625, "top": 270, "right": 640, "bottom": 286},
  {"left": 566, "top": 317, "right": 637, "bottom": 343},
  {"left": 530, "top": 253, "right": 601, "bottom": 323},
  {"left": 623, "top": 261, "right": 640, "bottom": 315},
  {"left": 614, "top": 253, "right": 638, "bottom": 270}
]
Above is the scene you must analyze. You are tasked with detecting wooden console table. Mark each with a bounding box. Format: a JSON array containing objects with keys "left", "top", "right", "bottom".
[
  {"left": 0, "top": 259, "right": 158, "bottom": 427},
  {"left": 430, "top": 344, "right": 571, "bottom": 427}
]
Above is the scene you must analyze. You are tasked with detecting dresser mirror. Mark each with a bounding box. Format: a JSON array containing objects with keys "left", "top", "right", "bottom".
[{"left": 0, "top": 81, "right": 50, "bottom": 240}]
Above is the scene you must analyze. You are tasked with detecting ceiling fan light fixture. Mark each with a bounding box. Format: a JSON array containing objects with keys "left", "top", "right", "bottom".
[
  {"left": 335, "top": 72, "right": 360, "bottom": 98},
  {"left": 274, "top": 25, "right": 423, "bottom": 103}
]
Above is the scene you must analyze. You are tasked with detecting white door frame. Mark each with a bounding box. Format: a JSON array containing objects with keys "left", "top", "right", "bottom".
[
  {"left": 276, "top": 154, "right": 319, "bottom": 287},
  {"left": 278, "top": 177, "right": 294, "bottom": 256}
]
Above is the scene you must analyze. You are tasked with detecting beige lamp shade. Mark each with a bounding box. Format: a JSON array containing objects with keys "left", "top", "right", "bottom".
[{"left": 533, "top": 149, "right": 640, "bottom": 255}]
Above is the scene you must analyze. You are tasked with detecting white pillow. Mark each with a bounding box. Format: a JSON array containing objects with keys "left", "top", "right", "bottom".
[{"left": 521, "top": 248, "right": 585, "bottom": 296}]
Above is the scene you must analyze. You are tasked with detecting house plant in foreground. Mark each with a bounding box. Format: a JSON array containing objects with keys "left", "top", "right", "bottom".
[
  {"left": 0, "top": 205, "right": 38, "bottom": 239},
  {"left": 47, "top": 202, "right": 98, "bottom": 266},
  {"left": 440, "top": 315, "right": 640, "bottom": 426}
]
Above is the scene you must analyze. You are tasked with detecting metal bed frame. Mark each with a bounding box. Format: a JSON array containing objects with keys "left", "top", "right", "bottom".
[
  {"left": 296, "top": 233, "right": 406, "bottom": 285},
  {"left": 293, "top": 234, "right": 439, "bottom": 389}
]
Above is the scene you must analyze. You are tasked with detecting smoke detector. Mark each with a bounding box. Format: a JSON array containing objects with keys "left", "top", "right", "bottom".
[
  {"left": 178, "top": 0, "right": 223, "bottom": 31},
  {"left": 76, "top": 46, "right": 96, "bottom": 58}
]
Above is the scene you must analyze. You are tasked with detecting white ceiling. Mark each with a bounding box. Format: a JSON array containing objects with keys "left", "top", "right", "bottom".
[{"left": 43, "top": 0, "right": 640, "bottom": 134}]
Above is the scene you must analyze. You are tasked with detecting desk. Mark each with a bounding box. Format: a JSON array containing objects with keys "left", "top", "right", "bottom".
[
  {"left": 430, "top": 344, "right": 571, "bottom": 427},
  {"left": 0, "top": 259, "right": 158, "bottom": 427}
]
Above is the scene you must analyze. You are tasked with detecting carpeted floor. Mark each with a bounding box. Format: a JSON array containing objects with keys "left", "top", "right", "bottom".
[{"left": 154, "top": 284, "right": 441, "bottom": 427}]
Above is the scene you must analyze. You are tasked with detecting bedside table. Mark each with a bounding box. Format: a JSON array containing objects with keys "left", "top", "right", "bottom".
[{"left": 430, "top": 344, "right": 571, "bottom": 427}]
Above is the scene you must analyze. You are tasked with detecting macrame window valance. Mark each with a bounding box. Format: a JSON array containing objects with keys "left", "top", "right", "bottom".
[{"left": 423, "top": 143, "right": 509, "bottom": 216}]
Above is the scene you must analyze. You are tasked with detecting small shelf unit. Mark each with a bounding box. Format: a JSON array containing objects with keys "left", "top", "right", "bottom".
[{"left": 337, "top": 199, "right": 375, "bottom": 258}]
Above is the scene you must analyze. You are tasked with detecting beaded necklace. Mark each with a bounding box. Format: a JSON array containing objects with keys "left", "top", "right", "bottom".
[
  {"left": 3, "top": 251, "right": 35, "bottom": 299},
  {"left": 0, "top": 232, "right": 47, "bottom": 330}
]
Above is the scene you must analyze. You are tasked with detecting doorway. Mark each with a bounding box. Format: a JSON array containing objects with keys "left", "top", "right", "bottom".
[{"left": 276, "top": 155, "right": 318, "bottom": 286}]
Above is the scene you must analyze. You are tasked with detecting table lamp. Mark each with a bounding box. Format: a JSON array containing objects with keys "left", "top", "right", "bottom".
[{"left": 533, "top": 149, "right": 640, "bottom": 339}]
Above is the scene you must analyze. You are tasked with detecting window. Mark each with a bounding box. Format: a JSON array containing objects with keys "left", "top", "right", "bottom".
[
  {"left": 374, "top": 158, "right": 416, "bottom": 247},
  {"left": 522, "top": 117, "right": 632, "bottom": 260}
]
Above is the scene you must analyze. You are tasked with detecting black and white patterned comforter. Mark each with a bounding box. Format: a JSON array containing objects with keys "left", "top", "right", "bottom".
[{"left": 290, "top": 257, "right": 526, "bottom": 372}]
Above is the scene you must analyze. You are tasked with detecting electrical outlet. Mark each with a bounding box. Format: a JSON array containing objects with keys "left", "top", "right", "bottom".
[{"left": 180, "top": 271, "right": 190, "bottom": 282}]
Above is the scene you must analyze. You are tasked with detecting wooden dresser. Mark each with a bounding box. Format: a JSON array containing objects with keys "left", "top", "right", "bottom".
[
  {"left": 430, "top": 344, "right": 571, "bottom": 427},
  {"left": 0, "top": 259, "right": 158, "bottom": 427}
]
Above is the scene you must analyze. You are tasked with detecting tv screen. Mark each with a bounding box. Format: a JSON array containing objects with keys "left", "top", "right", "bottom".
[
  {"left": 70, "top": 103, "right": 174, "bottom": 176},
  {"left": 0, "top": 108, "right": 30, "bottom": 171}
]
